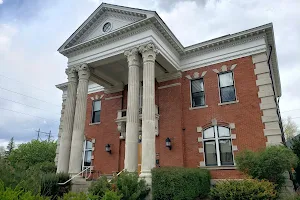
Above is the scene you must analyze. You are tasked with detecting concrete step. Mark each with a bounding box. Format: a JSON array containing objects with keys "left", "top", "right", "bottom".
[{"left": 71, "top": 177, "right": 92, "bottom": 193}]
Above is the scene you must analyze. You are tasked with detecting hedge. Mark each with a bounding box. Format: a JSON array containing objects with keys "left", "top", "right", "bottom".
[
  {"left": 152, "top": 167, "right": 211, "bottom": 200},
  {"left": 210, "top": 179, "right": 278, "bottom": 200}
]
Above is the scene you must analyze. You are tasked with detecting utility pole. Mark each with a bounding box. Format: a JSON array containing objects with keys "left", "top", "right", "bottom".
[
  {"left": 36, "top": 128, "right": 41, "bottom": 140},
  {"left": 35, "top": 129, "right": 53, "bottom": 141}
]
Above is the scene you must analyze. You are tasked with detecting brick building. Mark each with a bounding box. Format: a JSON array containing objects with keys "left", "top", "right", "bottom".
[{"left": 55, "top": 3, "right": 283, "bottom": 183}]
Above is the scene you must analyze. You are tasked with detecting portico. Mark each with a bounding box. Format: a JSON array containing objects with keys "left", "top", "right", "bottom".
[{"left": 57, "top": 41, "right": 167, "bottom": 184}]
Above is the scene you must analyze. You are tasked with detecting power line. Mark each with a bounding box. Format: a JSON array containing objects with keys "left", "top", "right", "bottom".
[
  {"left": 0, "top": 74, "right": 52, "bottom": 93},
  {"left": 281, "top": 108, "right": 300, "bottom": 113},
  {"left": 0, "top": 87, "right": 60, "bottom": 107},
  {"left": 0, "top": 107, "right": 59, "bottom": 123},
  {"left": 0, "top": 97, "right": 60, "bottom": 114}
]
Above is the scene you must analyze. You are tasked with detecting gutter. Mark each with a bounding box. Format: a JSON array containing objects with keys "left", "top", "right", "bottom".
[{"left": 267, "top": 45, "right": 285, "bottom": 145}]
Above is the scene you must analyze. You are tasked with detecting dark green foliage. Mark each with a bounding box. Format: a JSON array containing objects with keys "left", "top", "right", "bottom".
[
  {"left": 40, "top": 173, "right": 71, "bottom": 199},
  {"left": 88, "top": 176, "right": 111, "bottom": 198},
  {"left": 292, "top": 137, "right": 300, "bottom": 187},
  {"left": 0, "top": 180, "right": 49, "bottom": 200},
  {"left": 58, "top": 192, "right": 99, "bottom": 200},
  {"left": 102, "top": 190, "right": 123, "bottom": 200},
  {"left": 210, "top": 179, "right": 277, "bottom": 200},
  {"left": 152, "top": 167, "right": 211, "bottom": 200},
  {"left": 5, "top": 137, "right": 15, "bottom": 157},
  {"left": 236, "top": 145, "right": 298, "bottom": 190},
  {"left": 8, "top": 140, "right": 56, "bottom": 170},
  {"left": 88, "top": 172, "right": 149, "bottom": 200},
  {"left": 111, "top": 171, "right": 149, "bottom": 200}
]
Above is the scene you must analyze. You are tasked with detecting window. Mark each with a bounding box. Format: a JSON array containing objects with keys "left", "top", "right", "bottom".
[
  {"left": 191, "top": 79, "right": 205, "bottom": 107},
  {"left": 203, "top": 126, "right": 234, "bottom": 166},
  {"left": 218, "top": 72, "right": 236, "bottom": 103},
  {"left": 92, "top": 100, "right": 101, "bottom": 123},
  {"left": 83, "top": 140, "right": 92, "bottom": 168}
]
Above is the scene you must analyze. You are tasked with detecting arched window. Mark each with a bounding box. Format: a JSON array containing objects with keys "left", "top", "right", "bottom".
[{"left": 203, "top": 126, "right": 234, "bottom": 166}]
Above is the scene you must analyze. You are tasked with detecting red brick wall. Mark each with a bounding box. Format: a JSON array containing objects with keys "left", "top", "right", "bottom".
[{"left": 84, "top": 55, "right": 266, "bottom": 179}]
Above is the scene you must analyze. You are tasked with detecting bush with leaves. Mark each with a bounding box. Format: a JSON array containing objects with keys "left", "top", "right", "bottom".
[
  {"left": 292, "top": 137, "right": 300, "bottom": 187},
  {"left": 102, "top": 190, "right": 123, "bottom": 200},
  {"left": 152, "top": 167, "right": 211, "bottom": 200},
  {"left": 0, "top": 180, "right": 49, "bottom": 200},
  {"left": 58, "top": 192, "right": 99, "bottom": 200},
  {"left": 88, "top": 176, "right": 111, "bottom": 198},
  {"left": 111, "top": 171, "right": 149, "bottom": 200},
  {"left": 40, "top": 173, "right": 71, "bottom": 199},
  {"left": 210, "top": 179, "right": 277, "bottom": 200},
  {"left": 236, "top": 145, "right": 298, "bottom": 190}
]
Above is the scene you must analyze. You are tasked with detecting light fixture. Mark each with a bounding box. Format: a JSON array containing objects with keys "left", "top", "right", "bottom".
[
  {"left": 105, "top": 144, "right": 111, "bottom": 154},
  {"left": 165, "top": 137, "right": 172, "bottom": 150}
]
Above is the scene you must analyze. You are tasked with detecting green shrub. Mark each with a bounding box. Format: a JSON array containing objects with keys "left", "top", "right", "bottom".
[
  {"left": 58, "top": 192, "right": 99, "bottom": 200},
  {"left": 236, "top": 145, "right": 298, "bottom": 190},
  {"left": 0, "top": 180, "right": 49, "bottom": 200},
  {"left": 111, "top": 171, "right": 149, "bottom": 200},
  {"left": 152, "top": 167, "right": 211, "bottom": 200},
  {"left": 40, "top": 173, "right": 71, "bottom": 199},
  {"left": 88, "top": 176, "right": 111, "bottom": 198},
  {"left": 210, "top": 179, "right": 278, "bottom": 200},
  {"left": 102, "top": 190, "right": 123, "bottom": 200}
]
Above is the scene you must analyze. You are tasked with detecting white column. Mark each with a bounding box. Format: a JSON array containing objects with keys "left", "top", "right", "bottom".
[
  {"left": 68, "top": 64, "right": 91, "bottom": 175},
  {"left": 124, "top": 48, "right": 141, "bottom": 172},
  {"left": 57, "top": 67, "right": 78, "bottom": 173},
  {"left": 139, "top": 43, "right": 159, "bottom": 184}
]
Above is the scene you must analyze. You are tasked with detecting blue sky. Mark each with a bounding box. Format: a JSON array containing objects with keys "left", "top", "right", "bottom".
[{"left": 0, "top": 0, "right": 300, "bottom": 147}]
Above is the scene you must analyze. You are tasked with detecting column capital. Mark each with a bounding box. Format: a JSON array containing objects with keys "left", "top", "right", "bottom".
[
  {"left": 139, "top": 43, "right": 159, "bottom": 62},
  {"left": 65, "top": 67, "right": 78, "bottom": 83},
  {"left": 124, "top": 47, "right": 141, "bottom": 67},
  {"left": 76, "top": 63, "right": 90, "bottom": 80}
]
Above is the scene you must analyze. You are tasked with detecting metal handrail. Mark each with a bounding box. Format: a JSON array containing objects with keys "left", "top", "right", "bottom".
[
  {"left": 108, "top": 169, "right": 125, "bottom": 182},
  {"left": 58, "top": 166, "right": 92, "bottom": 185}
]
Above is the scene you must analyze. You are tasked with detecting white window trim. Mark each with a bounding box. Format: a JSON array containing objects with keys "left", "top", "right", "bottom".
[
  {"left": 190, "top": 78, "right": 207, "bottom": 108},
  {"left": 203, "top": 125, "right": 235, "bottom": 167},
  {"left": 82, "top": 140, "right": 93, "bottom": 170},
  {"left": 217, "top": 71, "right": 238, "bottom": 104},
  {"left": 91, "top": 100, "right": 101, "bottom": 124}
]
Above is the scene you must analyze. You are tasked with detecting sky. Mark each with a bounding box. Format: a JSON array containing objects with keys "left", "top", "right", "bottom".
[{"left": 0, "top": 0, "right": 300, "bottom": 147}]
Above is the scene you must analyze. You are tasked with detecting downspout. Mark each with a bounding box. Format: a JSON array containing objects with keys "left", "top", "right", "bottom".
[{"left": 266, "top": 45, "right": 285, "bottom": 145}]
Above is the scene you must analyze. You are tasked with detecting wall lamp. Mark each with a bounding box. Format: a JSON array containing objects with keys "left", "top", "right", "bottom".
[
  {"left": 165, "top": 137, "right": 172, "bottom": 150},
  {"left": 105, "top": 144, "right": 111, "bottom": 154}
]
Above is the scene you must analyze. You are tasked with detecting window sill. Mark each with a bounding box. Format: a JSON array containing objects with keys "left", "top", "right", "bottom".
[
  {"left": 218, "top": 100, "right": 239, "bottom": 106},
  {"left": 189, "top": 105, "right": 208, "bottom": 110},
  {"left": 201, "top": 166, "right": 237, "bottom": 170},
  {"left": 89, "top": 122, "right": 101, "bottom": 126}
]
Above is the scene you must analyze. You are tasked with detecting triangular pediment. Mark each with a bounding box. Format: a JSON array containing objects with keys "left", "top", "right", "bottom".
[{"left": 59, "top": 3, "right": 154, "bottom": 51}]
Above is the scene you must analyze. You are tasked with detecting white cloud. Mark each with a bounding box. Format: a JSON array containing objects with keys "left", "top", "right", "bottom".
[
  {"left": 0, "top": 0, "right": 3, "bottom": 5},
  {"left": 0, "top": 24, "right": 17, "bottom": 52}
]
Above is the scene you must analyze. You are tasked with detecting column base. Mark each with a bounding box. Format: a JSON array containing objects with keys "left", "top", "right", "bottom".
[{"left": 139, "top": 170, "right": 152, "bottom": 186}]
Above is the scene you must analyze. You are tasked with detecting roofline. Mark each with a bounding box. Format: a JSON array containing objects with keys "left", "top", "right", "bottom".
[
  {"left": 58, "top": 3, "right": 155, "bottom": 52},
  {"left": 56, "top": 82, "right": 68, "bottom": 90}
]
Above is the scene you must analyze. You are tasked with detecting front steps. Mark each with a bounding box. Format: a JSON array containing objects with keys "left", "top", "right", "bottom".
[{"left": 71, "top": 174, "right": 114, "bottom": 193}]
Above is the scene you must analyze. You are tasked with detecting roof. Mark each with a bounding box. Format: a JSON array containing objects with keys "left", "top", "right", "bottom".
[{"left": 58, "top": 3, "right": 281, "bottom": 97}]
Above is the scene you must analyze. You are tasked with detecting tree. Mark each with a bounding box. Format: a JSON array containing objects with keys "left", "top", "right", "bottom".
[
  {"left": 283, "top": 117, "right": 300, "bottom": 140},
  {"left": 5, "top": 137, "right": 15, "bottom": 157},
  {"left": 8, "top": 140, "right": 56, "bottom": 170},
  {"left": 0, "top": 146, "right": 5, "bottom": 157}
]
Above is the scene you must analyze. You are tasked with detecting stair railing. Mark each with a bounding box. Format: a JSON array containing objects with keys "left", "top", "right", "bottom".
[
  {"left": 108, "top": 169, "right": 125, "bottom": 182},
  {"left": 58, "top": 166, "right": 92, "bottom": 185}
]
